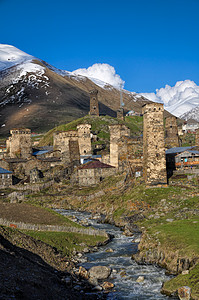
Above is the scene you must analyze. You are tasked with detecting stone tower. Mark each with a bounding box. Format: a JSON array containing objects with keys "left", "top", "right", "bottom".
[
  {"left": 6, "top": 128, "right": 32, "bottom": 158},
  {"left": 53, "top": 131, "right": 80, "bottom": 163},
  {"left": 109, "top": 124, "right": 130, "bottom": 168},
  {"left": 89, "top": 89, "right": 99, "bottom": 116},
  {"left": 77, "top": 124, "right": 92, "bottom": 155},
  {"left": 165, "top": 116, "right": 179, "bottom": 148},
  {"left": 142, "top": 103, "right": 167, "bottom": 185},
  {"left": 196, "top": 128, "right": 199, "bottom": 146},
  {"left": 117, "top": 108, "right": 124, "bottom": 120}
]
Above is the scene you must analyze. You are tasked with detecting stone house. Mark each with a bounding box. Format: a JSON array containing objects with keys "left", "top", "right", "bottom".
[
  {"left": 71, "top": 160, "right": 115, "bottom": 186},
  {"left": 182, "top": 119, "right": 199, "bottom": 133},
  {"left": 0, "top": 167, "right": 12, "bottom": 187},
  {"left": 174, "top": 149, "right": 199, "bottom": 169},
  {"left": 166, "top": 146, "right": 199, "bottom": 177}
]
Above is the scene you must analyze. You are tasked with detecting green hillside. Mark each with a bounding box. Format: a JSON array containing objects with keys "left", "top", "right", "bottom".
[{"left": 38, "top": 115, "right": 143, "bottom": 147}]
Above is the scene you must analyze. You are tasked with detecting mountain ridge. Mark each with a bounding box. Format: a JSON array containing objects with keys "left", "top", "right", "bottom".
[{"left": 0, "top": 45, "right": 175, "bottom": 135}]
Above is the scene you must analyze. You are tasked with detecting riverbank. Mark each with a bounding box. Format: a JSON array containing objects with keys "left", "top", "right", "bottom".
[
  {"left": 1, "top": 173, "right": 199, "bottom": 298},
  {"left": 26, "top": 174, "right": 198, "bottom": 299}
]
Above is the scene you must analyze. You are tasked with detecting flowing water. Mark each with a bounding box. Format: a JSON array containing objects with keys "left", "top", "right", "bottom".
[{"left": 57, "top": 209, "right": 172, "bottom": 299}]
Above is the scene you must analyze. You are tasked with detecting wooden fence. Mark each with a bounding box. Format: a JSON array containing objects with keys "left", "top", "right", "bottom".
[{"left": 0, "top": 218, "right": 108, "bottom": 238}]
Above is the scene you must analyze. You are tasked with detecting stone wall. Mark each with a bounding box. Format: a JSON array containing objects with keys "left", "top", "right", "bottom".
[
  {"left": 165, "top": 116, "right": 179, "bottom": 148},
  {"left": 77, "top": 124, "right": 92, "bottom": 155},
  {"left": 0, "top": 173, "right": 12, "bottom": 188},
  {"left": 89, "top": 89, "right": 99, "bottom": 116},
  {"left": 118, "top": 136, "right": 143, "bottom": 174},
  {"left": 6, "top": 128, "right": 32, "bottom": 159},
  {"left": 142, "top": 103, "right": 167, "bottom": 185},
  {"left": 0, "top": 218, "right": 108, "bottom": 237}
]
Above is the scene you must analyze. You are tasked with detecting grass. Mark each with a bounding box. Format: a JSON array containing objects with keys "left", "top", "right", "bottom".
[
  {"left": 38, "top": 115, "right": 143, "bottom": 147},
  {"left": 163, "top": 263, "right": 199, "bottom": 299},
  {"left": 24, "top": 230, "right": 107, "bottom": 256},
  {"left": 145, "top": 218, "right": 199, "bottom": 257}
]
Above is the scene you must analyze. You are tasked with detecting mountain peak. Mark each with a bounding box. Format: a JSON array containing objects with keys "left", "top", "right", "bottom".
[{"left": 0, "top": 44, "right": 33, "bottom": 71}]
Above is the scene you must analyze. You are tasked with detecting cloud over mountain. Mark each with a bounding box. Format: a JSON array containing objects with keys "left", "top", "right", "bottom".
[
  {"left": 71, "top": 63, "right": 125, "bottom": 89},
  {"left": 141, "top": 80, "right": 199, "bottom": 117}
]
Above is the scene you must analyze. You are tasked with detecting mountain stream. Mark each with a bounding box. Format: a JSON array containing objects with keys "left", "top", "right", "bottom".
[{"left": 57, "top": 209, "right": 172, "bottom": 299}]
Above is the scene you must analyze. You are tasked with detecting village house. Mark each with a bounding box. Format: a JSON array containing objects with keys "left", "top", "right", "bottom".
[
  {"left": 182, "top": 119, "right": 199, "bottom": 133},
  {"left": 166, "top": 146, "right": 199, "bottom": 177},
  {"left": 0, "top": 167, "right": 12, "bottom": 187},
  {"left": 71, "top": 160, "right": 115, "bottom": 186}
]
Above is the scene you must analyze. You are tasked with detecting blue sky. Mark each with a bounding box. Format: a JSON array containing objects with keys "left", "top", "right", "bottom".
[{"left": 0, "top": 0, "right": 199, "bottom": 92}]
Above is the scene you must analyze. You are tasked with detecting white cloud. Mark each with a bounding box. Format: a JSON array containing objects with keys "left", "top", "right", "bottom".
[
  {"left": 71, "top": 63, "right": 125, "bottom": 89},
  {"left": 141, "top": 80, "right": 199, "bottom": 117}
]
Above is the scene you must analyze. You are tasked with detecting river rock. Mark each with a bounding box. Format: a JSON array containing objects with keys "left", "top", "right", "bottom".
[
  {"left": 120, "top": 270, "right": 127, "bottom": 277},
  {"left": 136, "top": 276, "right": 144, "bottom": 283},
  {"left": 178, "top": 286, "right": 191, "bottom": 300},
  {"left": 182, "top": 270, "right": 189, "bottom": 275},
  {"left": 88, "top": 277, "right": 98, "bottom": 286},
  {"left": 92, "top": 285, "right": 103, "bottom": 291},
  {"left": 106, "top": 248, "right": 114, "bottom": 253},
  {"left": 89, "top": 266, "right": 111, "bottom": 280},
  {"left": 101, "top": 281, "right": 114, "bottom": 290},
  {"left": 78, "top": 266, "right": 89, "bottom": 279}
]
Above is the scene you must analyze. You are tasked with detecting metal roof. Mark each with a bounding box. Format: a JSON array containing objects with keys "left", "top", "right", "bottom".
[
  {"left": 32, "top": 150, "right": 50, "bottom": 156},
  {"left": 166, "top": 146, "right": 194, "bottom": 155},
  {"left": 0, "top": 167, "right": 12, "bottom": 174},
  {"left": 79, "top": 160, "right": 115, "bottom": 170}
]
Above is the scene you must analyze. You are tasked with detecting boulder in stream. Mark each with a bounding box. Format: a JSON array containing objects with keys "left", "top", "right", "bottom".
[{"left": 89, "top": 266, "right": 111, "bottom": 280}]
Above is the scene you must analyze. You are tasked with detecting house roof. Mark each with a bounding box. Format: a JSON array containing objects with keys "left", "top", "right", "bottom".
[
  {"left": 176, "top": 150, "right": 199, "bottom": 156},
  {"left": 0, "top": 167, "right": 12, "bottom": 174},
  {"left": 78, "top": 160, "right": 115, "bottom": 170},
  {"left": 185, "top": 119, "right": 199, "bottom": 125},
  {"left": 32, "top": 150, "right": 50, "bottom": 156},
  {"left": 166, "top": 146, "right": 195, "bottom": 155}
]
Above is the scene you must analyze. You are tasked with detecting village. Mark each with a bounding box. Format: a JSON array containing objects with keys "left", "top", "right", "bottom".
[{"left": 0, "top": 89, "right": 199, "bottom": 190}]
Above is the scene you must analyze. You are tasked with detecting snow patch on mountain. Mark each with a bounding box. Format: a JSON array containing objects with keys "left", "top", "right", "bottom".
[
  {"left": 71, "top": 63, "right": 125, "bottom": 89},
  {"left": 0, "top": 44, "right": 33, "bottom": 71},
  {"left": 180, "top": 105, "right": 199, "bottom": 122},
  {"left": 141, "top": 80, "right": 199, "bottom": 117}
]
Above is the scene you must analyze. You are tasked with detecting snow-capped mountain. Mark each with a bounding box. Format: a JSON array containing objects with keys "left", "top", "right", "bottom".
[
  {"left": 0, "top": 44, "right": 151, "bottom": 135},
  {"left": 141, "top": 80, "right": 199, "bottom": 119},
  {"left": 180, "top": 105, "right": 199, "bottom": 122}
]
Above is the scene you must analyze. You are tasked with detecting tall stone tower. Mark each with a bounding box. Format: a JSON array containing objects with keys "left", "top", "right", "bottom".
[
  {"left": 117, "top": 108, "right": 124, "bottom": 120},
  {"left": 89, "top": 89, "right": 99, "bottom": 116},
  {"left": 142, "top": 103, "right": 167, "bottom": 185},
  {"left": 165, "top": 116, "right": 179, "bottom": 148},
  {"left": 77, "top": 124, "right": 92, "bottom": 155},
  {"left": 196, "top": 128, "right": 199, "bottom": 146},
  {"left": 109, "top": 124, "right": 130, "bottom": 168},
  {"left": 6, "top": 128, "right": 32, "bottom": 159}
]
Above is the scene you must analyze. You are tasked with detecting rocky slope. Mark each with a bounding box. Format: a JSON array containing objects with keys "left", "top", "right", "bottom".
[{"left": 180, "top": 105, "right": 199, "bottom": 122}]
